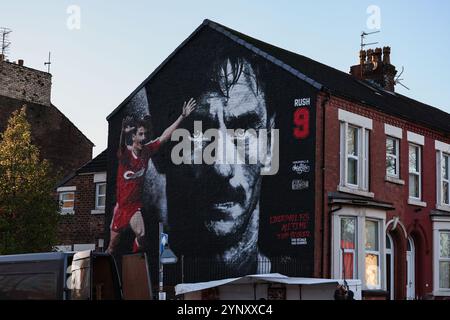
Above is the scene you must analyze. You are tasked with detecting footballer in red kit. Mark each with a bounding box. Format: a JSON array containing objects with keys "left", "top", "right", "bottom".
[
  {"left": 107, "top": 98, "right": 196, "bottom": 254},
  {"left": 111, "top": 139, "right": 160, "bottom": 233}
]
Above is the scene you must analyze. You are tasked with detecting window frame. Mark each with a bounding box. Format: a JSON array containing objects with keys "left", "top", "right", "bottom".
[
  {"left": 408, "top": 143, "right": 422, "bottom": 200},
  {"left": 333, "top": 208, "right": 386, "bottom": 291},
  {"left": 432, "top": 216, "right": 450, "bottom": 296},
  {"left": 439, "top": 231, "right": 450, "bottom": 290},
  {"left": 95, "top": 182, "right": 106, "bottom": 210},
  {"left": 443, "top": 154, "right": 450, "bottom": 205},
  {"left": 340, "top": 122, "right": 370, "bottom": 192},
  {"left": 364, "top": 219, "right": 382, "bottom": 290},
  {"left": 59, "top": 191, "right": 75, "bottom": 215},
  {"left": 339, "top": 216, "right": 357, "bottom": 280},
  {"left": 437, "top": 151, "right": 450, "bottom": 208},
  {"left": 386, "top": 136, "right": 400, "bottom": 179}
]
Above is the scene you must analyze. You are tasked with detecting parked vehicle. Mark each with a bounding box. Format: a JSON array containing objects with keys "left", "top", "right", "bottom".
[{"left": 0, "top": 251, "right": 152, "bottom": 300}]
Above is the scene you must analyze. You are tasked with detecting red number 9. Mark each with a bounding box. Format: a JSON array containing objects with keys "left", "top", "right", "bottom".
[{"left": 293, "top": 108, "right": 310, "bottom": 139}]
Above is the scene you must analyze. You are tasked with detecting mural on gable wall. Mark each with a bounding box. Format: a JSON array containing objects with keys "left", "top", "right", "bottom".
[{"left": 106, "top": 29, "right": 317, "bottom": 282}]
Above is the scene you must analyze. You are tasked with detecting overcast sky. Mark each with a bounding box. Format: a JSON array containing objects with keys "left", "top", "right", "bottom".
[{"left": 1, "top": 0, "right": 449, "bottom": 156}]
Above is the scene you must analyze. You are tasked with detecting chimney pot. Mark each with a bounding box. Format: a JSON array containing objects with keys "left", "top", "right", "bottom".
[
  {"left": 18, "top": 59, "right": 24, "bottom": 66},
  {"left": 367, "top": 49, "right": 374, "bottom": 62},
  {"left": 359, "top": 50, "right": 367, "bottom": 65},
  {"left": 383, "top": 46, "right": 391, "bottom": 64},
  {"left": 374, "top": 48, "right": 382, "bottom": 62}
]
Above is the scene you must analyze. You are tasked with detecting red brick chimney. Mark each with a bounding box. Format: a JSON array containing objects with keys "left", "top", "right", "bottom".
[{"left": 350, "top": 46, "right": 397, "bottom": 91}]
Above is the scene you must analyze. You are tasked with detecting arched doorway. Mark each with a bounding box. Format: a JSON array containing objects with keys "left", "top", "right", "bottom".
[{"left": 406, "top": 237, "right": 415, "bottom": 300}]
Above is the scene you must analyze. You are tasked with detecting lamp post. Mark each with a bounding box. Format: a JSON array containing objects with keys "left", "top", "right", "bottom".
[{"left": 158, "top": 222, "right": 178, "bottom": 300}]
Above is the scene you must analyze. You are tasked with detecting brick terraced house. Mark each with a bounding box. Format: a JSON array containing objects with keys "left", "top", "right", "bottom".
[
  {"left": 55, "top": 150, "right": 107, "bottom": 252},
  {"left": 104, "top": 20, "right": 450, "bottom": 299}
]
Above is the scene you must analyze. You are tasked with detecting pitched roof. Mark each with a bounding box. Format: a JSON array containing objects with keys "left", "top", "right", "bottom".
[
  {"left": 0, "top": 95, "right": 94, "bottom": 146},
  {"left": 76, "top": 149, "right": 107, "bottom": 174},
  {"left": 107, "top": 19, "right": 450, "bottom": 135},
  {"left": 56, "top": 149, "right": 107, "bottom": 187}
]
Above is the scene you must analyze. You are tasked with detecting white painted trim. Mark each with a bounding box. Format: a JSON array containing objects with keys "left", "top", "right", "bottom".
[
  {"left": 57, "top": 186, "right": 76, "bottom": 192},
  {"left": 386, "top": 136, "right": 400, "bottom": 179},
  {"left": 91, "top": 209, "right": 105, "bottom": 215},
  {"left": 431, "top": 216, "right": 450, "bottom": 223},
  {"left": 331, "top": 206, "right": 387, "bottom": 291},
  {"left": 60, "top": 210, "right": 74, "bottom": 215},
  {"left": 432, "top": 290, "right": 450, "bottom": 296},
  {"left": 436, "top": 204, "right": 450, "bottom": 213},
  {"left": 54, "top": 245, "right": 73, "bottom": 252},
  {"left": 73, "top": 244, "right": 96, "bottom": 252},
  {"left": 408, "top": 198, "right": 427, "bottom": 207},
  {"left": 93, "top": 172, "right": 107, "bottom": 183},
  {"left": 385, "top": 176, "right": 405, "bottom": 185},
  {"left": 386, "top": 218, "right": 408, "bottom": 239},
  {"left": 432, "top": 223, "right": 450, "bottom": 295},
  {"left": 408, "top": 144, "right": 422, "bottom": 200},
  {"left": 406, "top": 237, "right": 416, "bottom": 300},
  {"left": 436, "top": 141, "right": 450, "bottom": 153},
  {"left": 385, "top": 124, "right": 403, "bottom": 139},
  {"left": 338, "top": 185, "right": 375, "bottom": 198},
  {"left": 338, "top": 109, "right": 373, "bottom": 130},
  {"left": 407, "top": 131, "right": 424, "bottom": 146},
  {"left": 435, "top": 140, "right": 450, "bottom": 153},
  {"left": 95, "top": 183, "right": 106, "bottom": 210}
]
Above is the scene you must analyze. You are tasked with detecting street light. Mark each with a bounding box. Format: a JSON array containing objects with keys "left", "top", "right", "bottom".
[{"left": 158, "top": 223, "right": 178, "bottom": 300}]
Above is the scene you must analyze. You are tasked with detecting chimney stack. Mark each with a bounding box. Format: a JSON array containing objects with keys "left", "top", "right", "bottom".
[
  {"left": 0, "top": 59, "right": 52, "bottom": 106},
  {"left": 350, "top": 46, "right": 397, "bottom": 91}
]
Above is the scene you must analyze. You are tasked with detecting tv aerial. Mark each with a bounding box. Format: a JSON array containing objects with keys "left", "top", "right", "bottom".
[
  {"left": 1, "top": 27, "right": 12, "bottom": 59},
  {"left": 395, "top": 66, "right": 410, "bottom": 90},
  {"left": 360, "top": 30, "right": 380, "bottom": 51}
]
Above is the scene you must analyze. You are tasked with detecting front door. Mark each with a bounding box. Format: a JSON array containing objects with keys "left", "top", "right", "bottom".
[
  {"left": 406, "top": 237, "right": 415, "bottom": 300},
  {"left": 386, "top": 234, "right": 394, "bottom": 300}
]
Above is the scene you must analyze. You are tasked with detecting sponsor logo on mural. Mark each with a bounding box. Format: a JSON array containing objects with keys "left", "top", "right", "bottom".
[
  {"left": 291, "top": 238, "right": 307, "bottom": 245},
  {"left": 291, "top": 179, "right": 309, "bottom": 191},
  {"left": 292, "top": 160, "right": 310, "bottom": 175}
]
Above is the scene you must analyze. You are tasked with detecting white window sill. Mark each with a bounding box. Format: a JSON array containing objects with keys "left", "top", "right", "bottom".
[
  {"left": 385, "top": 176, "right": 405, "bottom": 185},
  {"left": 60, "top": 211, "right": 75, "bottom": 215},
  {"left": 436, "top": 204, "right": 450, "bottom": 213},
  {"left": 91, "top": 209, "right": 105, "bottom": 215},
  {"left": 408, "top": 198, "right": 427, "bottom": 207},
  {"left": 433, "top": 290, "right": 450, "bottom": 297},
  {"left": 338, "top": 185, "right": 375, "bottom": 198}
]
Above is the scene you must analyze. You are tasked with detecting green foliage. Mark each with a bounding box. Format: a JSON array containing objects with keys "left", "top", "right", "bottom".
[{"left": 0, "top": 107, "right": 60, "bottom": 254}]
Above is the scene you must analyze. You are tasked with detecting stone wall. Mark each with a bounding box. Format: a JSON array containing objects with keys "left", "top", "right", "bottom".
[{"left": 0, "top": 59, "right": 52, "bottom": 106}]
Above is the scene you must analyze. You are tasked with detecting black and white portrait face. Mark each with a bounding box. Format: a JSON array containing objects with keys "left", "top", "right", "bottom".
[
  {"left": 109, "top": 30, "right": 317, "bottom": 281},
  {"left": 167, "top": 58, "right": 274, "bottom": 250}
]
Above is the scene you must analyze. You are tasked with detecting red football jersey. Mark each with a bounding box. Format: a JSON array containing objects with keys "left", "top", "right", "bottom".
[{"left": 111, "top": 140, "right": 161, "bottom": 231}]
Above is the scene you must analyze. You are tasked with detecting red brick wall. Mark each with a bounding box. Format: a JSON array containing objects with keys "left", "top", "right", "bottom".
[
  {"left": 316, "top": 93, "right": 445, "bottom": 299},
  {"left": 57, "top": 173, "right": 105, "bottom": 249},
  {"left": 0, "top": 95, "right": 93, "bottom": 179}
]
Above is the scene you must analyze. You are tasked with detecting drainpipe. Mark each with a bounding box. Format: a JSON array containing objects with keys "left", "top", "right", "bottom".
[{"left": 320, "top": 89, "right": 331, "bottom": 278}]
